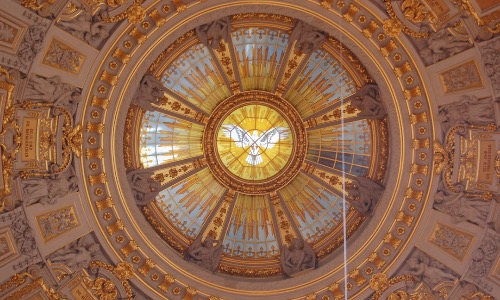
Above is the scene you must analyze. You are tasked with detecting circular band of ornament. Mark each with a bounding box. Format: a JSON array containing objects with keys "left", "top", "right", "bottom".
[{"left": 204, "top": 91, "right": 307, "bottom": 194}]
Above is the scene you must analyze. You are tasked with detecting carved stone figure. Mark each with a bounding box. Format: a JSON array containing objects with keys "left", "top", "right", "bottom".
[
  {"left": 133, "top": 74, "right": 167, "bottom": 111},
  {"left": 345, "top": 177, "right": 384, "bottom": 215},
  {"left": 17, "top": 25, "right": 46, "bottom": 67},
  {"left": 417, "top": 29, "right": 472, "bottom": 65},
  {"left": 433, "top": 191, "right": 490, "bottom": 227},
  {"left": 468, "top": 232, "right": 499, "bottom": 279},
  {"left": 43, "top": 40, "right": 83, "bottom": 73},
  {"left": 24, "top": 74, "right": 81, "bottom": 115},
  {"left": 186, "top": 235, "right": 223, "bottom": 272},
  {"left": 196, "top": 17, "right": 231, "bottom": 49},
  {"left": 349, "top": 84, "right": 386, "bottom": 119},
  {"left": 12, "top": 213, "right": 38, "bottom": 259},
  {"left": 438, "top": 95, "right": 495, "bottom": 132},
  {"left": 48, "top": 235, "right": 102, "bottom": 270},
  {"left": 127, "top": 169, "right": 162, "bottom": 205},
  {"left": 406, "top": 250, "right": 456, "bottom": 287},
  {"left": 281, "top": 238, "right": 316, "bottom": 277},
  {"left": 290, "top": 21, "right": 327, "bottom": 55},
  {"left": 57, "top": 9, "right": 113, "bottom": 49},
  {"left": 478, "top": 37, "right": 500, "bottom": 97},
  {"left": 22, "top": 166, "right": 79, "bottom": 205}
]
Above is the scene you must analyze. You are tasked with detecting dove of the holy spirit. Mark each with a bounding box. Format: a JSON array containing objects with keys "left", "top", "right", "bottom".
[{"left": 221, "top": 125, "right": 290, "bottom": 165}]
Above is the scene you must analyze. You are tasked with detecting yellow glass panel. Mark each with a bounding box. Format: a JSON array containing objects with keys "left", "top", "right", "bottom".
[{"left": 216, "top": 104, "right": 293, "bottom": 181}]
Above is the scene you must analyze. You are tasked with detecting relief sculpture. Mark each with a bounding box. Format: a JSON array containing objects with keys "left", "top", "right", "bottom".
[{"left": 438, "top": 95, "right": 495, "bottom": 133}]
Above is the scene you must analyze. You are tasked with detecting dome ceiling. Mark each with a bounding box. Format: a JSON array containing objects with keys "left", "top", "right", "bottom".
[
  {"left": 128, "top": 16, "right": 387, "bottom": 277},
  {"left": 0, "top": 0, "right": 499, "bottom": 299}
]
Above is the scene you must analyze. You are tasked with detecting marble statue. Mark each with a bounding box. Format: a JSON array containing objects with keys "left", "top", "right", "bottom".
[
  {"left": 406, "top": 250, "right": 456, "bottom": 287},
  {"left": 349, "top": 84, "right": 386, "bottom": 119},
  {"left": 280, "top": 238, "right": 316, "bottom": 277},
  {"left": 24, "top": 74, "right": 81, "bottom": 115},
  {"left": 196, "top": 17, "right": 231, "bottom": 49},
  {"left": 290, "top": 21, "right": 327, "bottom": 55},
  {"left": 186, "top": 235, "right": 223, "bottom": 272},
  {"left": 57, "top": 9, "right": 113, "bottom": 49},
  {"left": 433, "top": 191, "right": 490, "bottom": 227},
  {"left": 48, "top": 235, "right": 102, "bottom": 270},
  {"left": 22, "top": 166, "right": 79, "bottom": 206},
  {"left": 133, "top": 74, "right": 167, "bottom": 111},
  {"left": 417, "top": 29, "right": 472, "bottom": 65},
  {"left": 438, "top": 95, "right": 495, "bottom": 132},
  {"left": 345, "top": 177, "right": 384, "bottom": 215},
  {"left": 127, "top": 169, "right": 162, "bottom": 205}
]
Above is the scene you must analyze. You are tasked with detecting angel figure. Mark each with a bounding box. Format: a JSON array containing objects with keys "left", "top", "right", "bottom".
[
  {"left": 127, "top": 169, "right": 162, "bottom": 205},
  {"left": 196, "top": 17, "right": 231, "bottom": 49},
  {"left": 133, "top": 74, "right": 167, "bottom": 111},
  {"left": 281, "top": 238, "right": 316, "bottom": 277},
  {"left": 406, "top": 255, "right": 455, "bottom": 286},
  {"left": 186, "top": 235, "right": 223, "bottom": 272},
  {"left": 350, "top": 84, "right": 386, "bottom": 119},
  {"left": 345, "top": 176, "right": 384, "bottom": 215}
]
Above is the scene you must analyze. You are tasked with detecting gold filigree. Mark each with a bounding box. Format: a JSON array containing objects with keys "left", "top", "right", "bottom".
[
  {"left": 401, "top": 0, "right": 429, "bottom": 23},
  {"left": 369, "top": 273, "right": 415, "bottom": 300},
  {"left": 0, "top": 273, "right": 59, "bottom": 300},
  {"left": 89, "top": 261, "right": 134, "bottom": 299},
  {"left": 383, "top": 0, "right": 430, "bottom": 38},
  {"left": 450, "top": 0, "right": 500, "bottom": 33},
  {"left": 102, "top": 0, "right": 146, "bottom": 24},
  {"left": 20, "top": 0, "right": 56, "bottom": 14},
  {"left": 218, "top": 264, "right": 281, "bottom": 277},
  {"left": 86, "top": 277, "right": 119, "bottom": 300},
  {"left": 17, "top": 103, "right": 78, "bottom": 179}
]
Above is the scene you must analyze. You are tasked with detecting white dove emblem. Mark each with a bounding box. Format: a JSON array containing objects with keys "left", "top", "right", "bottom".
[{"left": 221, "top": 125, "right": 290, "bottom": 165}]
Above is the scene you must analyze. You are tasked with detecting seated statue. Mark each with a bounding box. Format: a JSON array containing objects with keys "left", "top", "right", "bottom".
[
  {"left": 281, "top": 238, "right": 316, "bottom": 277},
  {"left": 127, "top": 169, "right": 162, "bottom": 205},
  {"left": 133, "top": 74, "right": 166, "bottom": 111},
  {"left": 186, "top": 235, "right": 223, "bottom": 272},
  {"left": 346, "top": 177, "right": 384, "bottom": 215},
  {"left": 350, "top": 84, "right": 386, "bottom": 119}
]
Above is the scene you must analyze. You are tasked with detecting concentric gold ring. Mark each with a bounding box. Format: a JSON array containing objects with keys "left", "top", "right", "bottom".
[{"left": 204, "top": 91, "right": 307, "bottom": 194}]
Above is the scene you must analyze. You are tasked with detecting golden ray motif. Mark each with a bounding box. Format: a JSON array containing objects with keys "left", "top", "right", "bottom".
[
  {"left": 217, "top": 104, "right": 293, "bottom": 181},
  {"left": 224, "top": 194, "right": 279, "bottom": 258},
  {"left": 232, "top": 28, "right": 289, "bottom": 91}
]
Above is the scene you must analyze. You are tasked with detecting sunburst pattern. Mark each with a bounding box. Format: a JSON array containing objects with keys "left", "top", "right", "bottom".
[{"left": 137, "top": 17, "right": 384, "bottom": 276}]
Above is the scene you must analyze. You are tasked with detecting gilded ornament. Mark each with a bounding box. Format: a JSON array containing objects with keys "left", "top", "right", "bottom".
[
  {"left": 89, "top": 261, "right": 134, "bottom": 299},
  {"left": 362, "top": 20, "right": 380, "bottom": 38},
  {"left": 203, "top": 91, "right": 306, "bottom": 194},
  {"left": 383, "top": 18, "right": 402, "bottom": 37},
  {"left": 401, "top": 0, "right": 429, "bottom": 23},
  {"left": 126, "top": 2, "right": 146, "bottom": 24},
  {"left": 369, "top": 273, "right": 415, "bottom": 300},
  {"left": 87, "top": 277, "right": 118, "bottom": 300},
  {"left": 383, "top": 0, "right": 429, "bottom": 38}
]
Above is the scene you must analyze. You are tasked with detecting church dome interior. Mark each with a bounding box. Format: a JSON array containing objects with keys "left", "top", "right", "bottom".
[{"left": 0, "top": 0, "right": 499, "bottom": 299}]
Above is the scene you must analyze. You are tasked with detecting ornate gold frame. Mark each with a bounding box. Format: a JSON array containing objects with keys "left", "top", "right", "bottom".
[{"left": 203, "top": 91, "right": 307, "bottom": 194}]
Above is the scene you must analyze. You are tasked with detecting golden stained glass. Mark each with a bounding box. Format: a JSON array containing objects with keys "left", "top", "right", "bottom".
[{"left": 216, "top": 104, "right": 293, "bottom": 181}]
